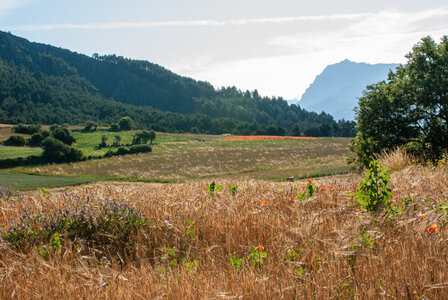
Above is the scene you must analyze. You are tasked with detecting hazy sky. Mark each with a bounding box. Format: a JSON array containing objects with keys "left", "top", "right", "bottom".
[{"left": 1, "top": 0, "right": 447, "bottom": 100}]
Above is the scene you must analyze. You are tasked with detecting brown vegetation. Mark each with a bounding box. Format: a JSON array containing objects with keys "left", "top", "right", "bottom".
[{"left": 1, "top": 157, "right": 448, "bottom": 299}]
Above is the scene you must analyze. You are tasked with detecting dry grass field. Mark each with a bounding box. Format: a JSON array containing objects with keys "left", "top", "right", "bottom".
[
  {"left": 1, "top": 151, "right": 448, "bottom": 299},
  {"left": 19, "top": 137, "right": 352, "bottom": 182}
]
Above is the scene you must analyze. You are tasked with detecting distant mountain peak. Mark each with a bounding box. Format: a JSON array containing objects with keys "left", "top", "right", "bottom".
[{"left": 296, "top": 59, "right": 399, "bottom": 120}]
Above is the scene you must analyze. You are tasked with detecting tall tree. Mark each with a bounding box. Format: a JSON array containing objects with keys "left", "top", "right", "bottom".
[{"left": 351, "top": 36, "right": 448, "bottom": 166}]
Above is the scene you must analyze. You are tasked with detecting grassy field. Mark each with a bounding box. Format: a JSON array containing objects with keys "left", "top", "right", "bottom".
[
  {"left": 0, "top": 172, "right": 93, "bottom": 190},
  {"left": 0, "top": 145, "right": 42, "bottom": 159},
  {"left": 17, "top": 137, "right": 353, "bottom": 182},
  {"left": 0, "top": 153, "right": 447, "bottom": 299},
  {"left": 71, "top": 130, "right": 210, "bottom": 157}
]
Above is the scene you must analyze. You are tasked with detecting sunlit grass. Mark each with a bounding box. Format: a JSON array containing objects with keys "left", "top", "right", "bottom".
[
  {"left": 18, "top": 137, "right": 353, "bottom": 182},
  {"left": 0, "top": 146, "right": 42, "bottom": 159}
]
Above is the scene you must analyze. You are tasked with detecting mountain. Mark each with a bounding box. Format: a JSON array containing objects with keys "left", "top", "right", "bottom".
[
  {"left": 296, "top": 59, "right": 399, "bottom": 120},
  {"left": 0, "top": 31, "right": 355, "bottom": 136}
]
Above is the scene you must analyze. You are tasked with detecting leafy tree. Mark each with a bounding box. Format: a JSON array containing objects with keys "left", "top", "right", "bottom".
[
  {"left": 109, "top": 123, "right": 119, "bottom": 132},
  {"left": 41, "top": 137, "right": 82, "bottom": 162},
  {"left": 51, "top": 126, "right": 76, "bottom": 145},
  {"left": 83, "top": 121, "right": 97, "bottom": 132},
  {"left": 12, "top": 124, "right": 41, "bottom": 134},
  {"left": 113, "top": 134, "right": 122, "bottom": 147},
  {"left": 3, "top": 135, "right": 26, "bottom": 146},
  {"left": 292, "top": 124, "right": 301, "bottom": 136},
  {"left": 27, "top": 130, "right": 50, "bottom": 147},
  {"left": 99, "top": 134, "right": 108, "bottom": 148},
  {"left": 148, "top": 130, "right": 156, "bottom": 144},
  {"left": 132, "top": 130, "right": 152, "bottom": 144},
  {"left": 351, "top": 36, "right": 448, "bottom": 166},
  {"left": 118, "top": 117, "right": 135, "bottom": 131}
]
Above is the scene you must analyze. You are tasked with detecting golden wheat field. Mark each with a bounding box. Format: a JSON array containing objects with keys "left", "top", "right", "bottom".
[{"left": 1, "top": 151, "right": 448, "bottom": 299}]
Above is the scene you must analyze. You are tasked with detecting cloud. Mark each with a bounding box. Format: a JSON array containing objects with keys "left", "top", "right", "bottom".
[
  {"left": 0, "top": 0, "right": 33, "bottom": 17},
  {"left": 9, "top": 12, "right": 372, "bottom": 31},
  {"left": 178, "top": 7, "right": 448, "bottom": 99}
]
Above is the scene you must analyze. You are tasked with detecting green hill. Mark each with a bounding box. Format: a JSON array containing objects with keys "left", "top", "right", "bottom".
[{"left": 0, "top": 31, "right": 355, "bottom": 136}]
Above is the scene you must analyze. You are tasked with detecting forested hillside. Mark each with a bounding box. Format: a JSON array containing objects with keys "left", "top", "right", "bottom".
[{"left": 0, "top": 31, "right": 355, "bottom": 136}]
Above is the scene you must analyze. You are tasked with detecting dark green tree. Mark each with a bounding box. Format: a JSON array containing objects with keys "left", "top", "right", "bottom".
[
  {"left": 51, "top": 126, "right": 76, "bottom": 145},
  {"left": 351, "top": 36, "right": 448, "bottom": 166},
  {"left": 118, "top": 117, "right": 135, "bottom": 131},
  {"left": 41, "top": 137, "right": 82, "bottom": 162}
]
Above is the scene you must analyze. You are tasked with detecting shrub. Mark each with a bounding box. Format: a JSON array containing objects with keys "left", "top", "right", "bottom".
[
  {"left": 118, "top": 117, "right": 135, "bottom": 131},
  {"left": 3, "top": 135, "right": 26, "bottom": 146},
  {"left": 51, "top": 126, "right": 76, "bottom": 145},
  {"left": 12, "top": 123, "right": 41, "bottom": 134},
  {"left": 82, "top": 121, "right": 97, "bottom": 132},
  {"left": 129, "top": 144, "right": 152, "bottom": 154},
  {"left": 27, "top": 130, "right": 50, "bottom": 147},
  {"left": 354, "top": 160, "right": 392, "bottom": 212},
  {"left": 41, "top": 137, "right": 82, "bottom": 163},
  {"left": 109, "top": 123, "right": 119, "bottom": 132}
]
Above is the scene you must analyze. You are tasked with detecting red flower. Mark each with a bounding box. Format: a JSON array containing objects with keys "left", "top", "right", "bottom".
[
  {"left": 261, "top": 236, "right": 265, "bottom": 242},
  {"left": 328, "top": 185, "right": 332, "bottom": 189},
  {"left": 257, "top": 244, "right": 265, "bottom": 250},
  {"left": 428, "top": 224, "right": 439, "bottom": 233},
  {"left": 307, "top": 179, "right": 312, "bottom": 184},
  {"left": 84, "top": 275, "right": 91, "bottom": 280},
  {"left": 262, "top": 201, "right": 269, "bottom": 205}
]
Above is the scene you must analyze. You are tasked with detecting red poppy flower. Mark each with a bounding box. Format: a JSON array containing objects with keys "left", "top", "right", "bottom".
[
  {"left": 307, "top": 179, "right": 312, "bottom": 184},
  {"left": 257, "top": 244, "right": 264, "bottom": 250},
  {"left": 84, "top": 275, "right": 91, "bottom": 280},
  {"left": 262, "top": 201, "right": 269, "bottom": 205}
]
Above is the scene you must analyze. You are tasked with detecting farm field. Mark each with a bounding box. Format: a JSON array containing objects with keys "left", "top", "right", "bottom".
[
  {"left": 0, "top": 172, "right": 93, "bottom": 190},
  {"left": 1, "top": 156, "right": 447, "bottom": 299},
  {"left": 0, "top": 145, "right": 42, "bottom": 159},
  {"left": 14, "top": 137, "right": 353, "bottom": 183}
]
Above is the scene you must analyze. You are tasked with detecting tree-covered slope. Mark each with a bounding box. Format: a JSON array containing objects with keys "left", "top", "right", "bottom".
[{"left": 0, "top": 31, "right": 355, "bottom": 136}]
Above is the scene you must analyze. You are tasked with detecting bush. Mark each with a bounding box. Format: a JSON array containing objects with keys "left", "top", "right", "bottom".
[
  {"left": 12, "top": 123, "right": 41, "bottom": 134},
  {"left": 27, "top": 130, "right": 50, "bottom": 147},
  {"left": 82, "top": 121, "right": 97, "bottom": 132},
  {"left": 103, "top": 145, "right": 152, "bottom": 157},
  {"left": 41, "top": 137, "right": 82, "bottom": 163},
  {"left": 354, "top": 160, "right": 392, "bottom": 212},
  {"left": 118, "top": 117, "right": 135, "bottom": 131},
  {"left": 129, "top": 144, "right": 152, "bottom": 154},
  {"left": 109, "top": 123, "right": 119, "bottom": 132},
  {"left": 3, "top": 135, "right": 26, "bottom": 146},
  {"left": 51, "top": 126, "right": 76, "bottom": 145}
]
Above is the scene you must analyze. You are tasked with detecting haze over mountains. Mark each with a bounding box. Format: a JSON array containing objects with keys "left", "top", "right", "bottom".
[{"left": 294, "top": 60, "right": 399, "bottom": 120}]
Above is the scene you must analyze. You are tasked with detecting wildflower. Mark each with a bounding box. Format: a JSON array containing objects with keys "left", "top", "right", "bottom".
[
  {"left": 356, "top": 209, "right": 360, "bottom": 214},
  {"left": 418, "top": 214, "right": 426, "bottom": 220},
  {"left": 262, "top": 201, "right": 269, "bottom": 205},
  {"left": 427, "top": 224, "right": 439, "bottom": 233},
  {"left": 307, "top": 179, "right": 312, "bottom": 184},
  {"left": 261, "top": 236, "right": 265, "bottom": 242},
  {"left": 301, "top": 216, "right": 307, "bottom": 220},
  {"left": 319, "top": 186, "right": 325, "bottom": 191},
  {"left": 84, "top": 275, "right": 91, "bottom": 280},
  {"left": 301, "top": 185, "right": 305, "bottom": 189},
  {"left": 328, "top": 185, "right": 333, "bottom": 189},
  {"left": 257, "top": 244, "right": 264, "bottom": 250}
]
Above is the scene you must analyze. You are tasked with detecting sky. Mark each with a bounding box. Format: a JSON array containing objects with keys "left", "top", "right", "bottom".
[{"left": 1, "top": 0, "right": 447, "bottom": 100}]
